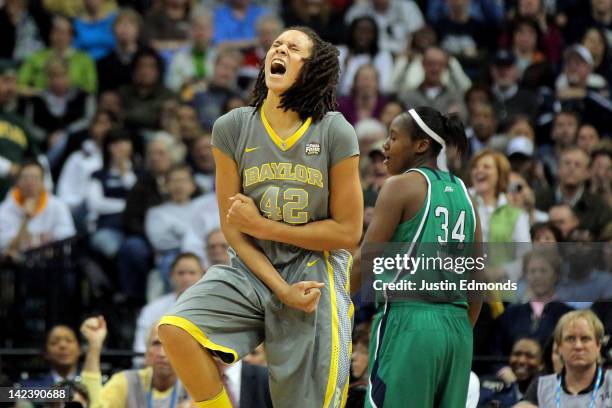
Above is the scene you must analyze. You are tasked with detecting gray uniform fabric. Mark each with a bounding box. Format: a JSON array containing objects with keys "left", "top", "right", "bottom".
[
  {"left": 165, "top": 106, "right": 358, "bottom": 408},
  {"left": 535, "top": 369, "right": 612, "bottom": 407}
]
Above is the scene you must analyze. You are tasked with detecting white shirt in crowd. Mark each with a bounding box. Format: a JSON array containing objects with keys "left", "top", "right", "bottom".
[
  {"left": 181, "top": 193, "right": 220, "bottom": 267},
  {"left": 146, "top": 200, "right": 194, "bottom": 252},
  {"left": 0, "top": 190, "right": 75, "bottom": 252},
  {"left": 132, "top": 292, "right": 177, "bottom": 366},
  {"left": 57, "top": 140, "right": 102, "bottom": 209},
  {"left": 86, "top": 167, "right": 137, "bottom": 229},
  {"left": 223, "top": 360, "right": 243, "bottom": 406},
  {"left": 344, "top": 0, "right": 425, "bottom": 55}
]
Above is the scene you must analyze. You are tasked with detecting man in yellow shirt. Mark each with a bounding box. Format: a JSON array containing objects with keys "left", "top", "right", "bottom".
[{"left": 80, "top": 316, "right": 190, "bottom": 407}]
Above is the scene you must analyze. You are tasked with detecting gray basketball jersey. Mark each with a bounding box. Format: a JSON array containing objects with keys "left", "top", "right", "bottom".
[{"left": 212, "top": 106, "right": 359, "bottom": 267}]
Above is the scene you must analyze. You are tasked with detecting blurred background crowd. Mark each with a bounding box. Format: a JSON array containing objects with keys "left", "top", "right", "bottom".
[{"left": 0, "top": 0, "right": 611, "bottom": 406}]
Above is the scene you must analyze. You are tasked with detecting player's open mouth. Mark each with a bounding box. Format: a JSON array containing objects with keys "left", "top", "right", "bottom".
[{"left": 271, "top": 59, "right": 287, "bottom": 76}]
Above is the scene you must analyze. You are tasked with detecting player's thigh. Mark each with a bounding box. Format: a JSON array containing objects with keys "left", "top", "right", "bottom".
[
  {"left": 161, "top": 263, "right": 268, "bottom": 364},
  {"left": 264, "top": 250, "right": 353, "bottom": 408}
]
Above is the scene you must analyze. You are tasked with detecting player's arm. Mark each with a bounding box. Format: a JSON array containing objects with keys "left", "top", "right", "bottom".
[
  {"left": 350, "top": 174, "right": 424, "bottom": 295},
  {"left": 230, "top": 156, "right": 363, "bottom": 251},
  {"left": 214, "top": 147, "right": 323, "bottom": 312},
  {"left": 467, "top": 194, "right": 483, "bottom": 327}
]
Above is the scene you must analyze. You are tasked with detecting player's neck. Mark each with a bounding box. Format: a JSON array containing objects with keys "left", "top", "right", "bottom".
[
  {"left": 263, "top": 95, "right": 302, "bottom": 137},
  {"left": 405, "top": 157, "right": 437, "bottom": 172}
]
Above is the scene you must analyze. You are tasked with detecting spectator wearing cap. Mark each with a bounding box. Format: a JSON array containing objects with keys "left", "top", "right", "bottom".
[
  {"left": 536, "top": 146, "right": 611, "bottom": 237},
  {"left": 17, "top": 16, "right": 97, "bottom": 95},
  {"left": 96, "top": 9, "right": 142, "bottom": 93},
  {"left": 556, "top": 44, "right": 608, "bottom": 97},
  {"left": 505, "top": 118, "right": 549, "bottom": 195},
  {"left": 516, "top": 311, "right": 611, "bottom": 408},
  {"left": 165, "top": 8, "right": 217, "bottom": 93},
  {"left": 0, "top": 60, "right": 40, "bottom": 200},
  {"left": 344, "top": 0, "right": 425, "bottom": 55},
  {"left": 400, "top": 47, "right": 467, "bottom": 122},
  {"left": 0, "top": 161, "right": 75, "bottom": 259},
  {"left": 490, "top": 49, "right": 539, "bottom": 130},
  {"left": 554, "top": 45, "right": 612, "bottom": 135}
]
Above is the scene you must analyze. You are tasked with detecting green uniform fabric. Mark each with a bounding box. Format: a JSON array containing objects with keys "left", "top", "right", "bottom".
[
  {"left": 163, "top": 106, "right": 359, "bottom": 408},
  {"left": 17, "top": 48, "right": 98, "bottom": 93},
  {"left": 367, "top": 167, "right": 476, "bottom": 408}
]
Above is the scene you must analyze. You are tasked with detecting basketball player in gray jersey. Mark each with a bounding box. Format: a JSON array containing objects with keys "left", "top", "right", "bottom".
[{"left": 159, "top": 27, "right": 363, "bottom": 408}]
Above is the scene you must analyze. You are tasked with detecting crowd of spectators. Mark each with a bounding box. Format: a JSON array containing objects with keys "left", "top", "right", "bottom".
[{"left": 0, "top": 0, "right": 611, "bottom": 407}]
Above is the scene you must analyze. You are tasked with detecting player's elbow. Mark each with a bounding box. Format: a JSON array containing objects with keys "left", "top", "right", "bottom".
[{"left": 338, "top": 224, "right": 362, "bottom": 249}]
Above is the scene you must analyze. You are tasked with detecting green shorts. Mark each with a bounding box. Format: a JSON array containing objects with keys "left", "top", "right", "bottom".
[
  {"left": 366, "top": 302, "right": 473, "bottom": 408},
  {"left": 159, "top": 249, "right": 353, "bottom": 408}
]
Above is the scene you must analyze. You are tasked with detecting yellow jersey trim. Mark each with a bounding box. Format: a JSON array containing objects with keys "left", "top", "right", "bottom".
[
  {"left": 323, "top": 251, "right": 340, "bottom": 408},
  {"left": 260, "top": 104, "right": 312, "bottom": 152},
  {"left": 158, "top": 316, "right": 239, "bottom": 364}
]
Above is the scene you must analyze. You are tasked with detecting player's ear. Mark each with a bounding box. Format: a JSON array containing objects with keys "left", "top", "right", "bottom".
[{"left": 415, "top": 138, "right": 431, "bottom": 155}]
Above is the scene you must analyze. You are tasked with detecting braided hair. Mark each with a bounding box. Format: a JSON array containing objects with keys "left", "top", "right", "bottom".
[{"left": 250, "top": 26, "right": 339, "bottom": 123}]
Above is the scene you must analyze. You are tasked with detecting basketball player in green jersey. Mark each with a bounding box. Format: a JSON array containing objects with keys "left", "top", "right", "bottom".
[
  {"left": 158, "top": 27, "right": 363, "bottom": 408},
  {"left": 353, "top": 106, "right": 483, "bottom": 408}
]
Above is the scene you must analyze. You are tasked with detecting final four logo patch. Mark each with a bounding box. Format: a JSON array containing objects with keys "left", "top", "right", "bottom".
[{"left": 305, "top": 142, "right": 321, "bottom": 155}]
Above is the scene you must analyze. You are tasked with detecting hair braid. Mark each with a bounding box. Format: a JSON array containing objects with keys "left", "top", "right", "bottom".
[{"left": 249, "top": 26, "right": 339, "bottom": 123}]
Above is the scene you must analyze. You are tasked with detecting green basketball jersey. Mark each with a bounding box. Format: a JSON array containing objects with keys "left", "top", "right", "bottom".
[
  {"left": 212, "top": 106, "right": 359, "bottom": 267},
  {"left": 391, "top": 167, "right": 476, "bottom": 244}
]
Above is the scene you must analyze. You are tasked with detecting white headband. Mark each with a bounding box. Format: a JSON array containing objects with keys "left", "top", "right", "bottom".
[{"left": 408, "top": 109, "right": 446, "bottom": 149}]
